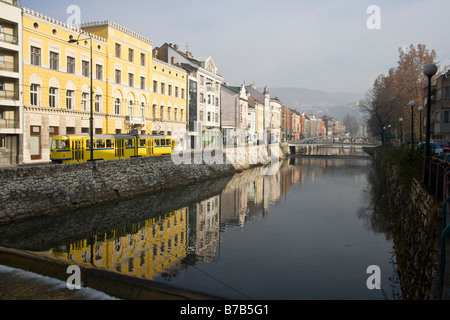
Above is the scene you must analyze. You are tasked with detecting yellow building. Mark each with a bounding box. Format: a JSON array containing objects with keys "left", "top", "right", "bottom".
[
  {"left": 22, "top": 8, "right": 107, "bottom": 162},
  {"left": 81, "top": 21, "right": 187, "bottom": 141},
  {"left": 81, "top": 21, "right": 153, "bottom": 135},
  {"left": 150, "top": 57, "right": 187, "bottom": 146},
  {"left": 21, "top": 8, "right": 190, "bottom": 163}
]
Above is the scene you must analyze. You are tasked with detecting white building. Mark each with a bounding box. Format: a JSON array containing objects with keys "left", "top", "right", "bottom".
[{"left": 0, "top": 0, "right": 22, "bottom": 165}]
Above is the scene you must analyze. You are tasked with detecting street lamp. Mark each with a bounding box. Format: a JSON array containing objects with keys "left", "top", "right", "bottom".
[
  {"left": 409, "top": 100, "right": 416, "bottom": 150},
  {"left": 399, "top": 118, "right": 403, "bottom": 145},
  {"left": 418, "top": 106, "right": 424, "bottom": 142},
  {"left": 423, "top": 63, "right": 438, "bottom": 157},
  {"left": 388, "top": 124, "right": 391, "bottom": 146},
  {"left": 68, "top": 33, "right": 94, "bottom": 162}
]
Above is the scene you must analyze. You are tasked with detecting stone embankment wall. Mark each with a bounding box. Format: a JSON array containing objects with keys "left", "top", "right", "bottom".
[
  {"left": 1, "top": 144, "right": 287, "bottom": 223},
  {"left": 381, "top": 162, "right": 442, "bottom": 299}
]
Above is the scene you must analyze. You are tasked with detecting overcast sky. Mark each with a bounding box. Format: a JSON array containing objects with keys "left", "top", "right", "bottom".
[{"left": 20, "top": 0, "right": 450, "bottom": 95}]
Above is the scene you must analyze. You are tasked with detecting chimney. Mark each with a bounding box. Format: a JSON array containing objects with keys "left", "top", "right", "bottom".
[
  {"left": 174, "top": 44, "right": 179, "bottom": 50},
  {"left": 186, "top": 51, "right": 192, "bottom": 58}
]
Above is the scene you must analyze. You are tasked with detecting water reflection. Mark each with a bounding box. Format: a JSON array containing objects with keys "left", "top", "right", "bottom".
[{"left": 0, "top": 154, "right": 399, "bottom": 299}]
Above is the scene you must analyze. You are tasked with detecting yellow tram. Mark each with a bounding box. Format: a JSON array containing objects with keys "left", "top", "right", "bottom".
[{"left": 50, "top": 134, "right": 176, "bottom": 164}]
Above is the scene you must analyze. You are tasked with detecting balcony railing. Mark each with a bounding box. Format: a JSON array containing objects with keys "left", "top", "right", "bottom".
[
  {"left": 0, "top": 118, "right": 19, "bottom": 129},
  {"left": 0, "top": 90, "right": 19, "bottom": 100},
  {"left": 0, "top": 60, "right": 18, "bottom": 72},
  {"left": 0, "top": 31, "right": 18, "bottom": 45}
]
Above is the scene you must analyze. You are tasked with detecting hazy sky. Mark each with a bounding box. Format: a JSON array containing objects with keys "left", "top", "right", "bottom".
[{"left": 20, "top": 0, "right": 450, "bottom": 95}]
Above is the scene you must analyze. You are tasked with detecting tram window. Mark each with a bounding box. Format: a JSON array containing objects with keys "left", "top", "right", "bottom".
[
  {"left": 86, "top": 140, "right": 91, "bottom": 148},
  {"left": 140, "top": 139, "right": 146, "bottom": 147},
  {"left": 166, "top": 139, "right": 170, "bottom": 145},
  {"left": 161, "top": 139, "right": 166, "bottom": 146},
  {"left": 125, "top": 139, "right": 133, "bottom": 147},
  {"left": 155, "top": 139, "right": 160, "bottom": 146},
  {"left": 51, "top": 139, "right": 69, "bottom": 150},
  {"left": 96, "top": 140, "right": 105, "bottom": 148},
  {"left": 106, "top": 139, "right": 114, "bottom": 148}
]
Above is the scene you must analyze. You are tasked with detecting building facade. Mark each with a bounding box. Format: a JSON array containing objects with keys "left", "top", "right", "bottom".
[
  {"left": 0, "top": 0, "right": 22, "bottom": 165},
  {"left": 22, "top": 9, "right": 107, "bottom": 162},
  {"left": 221, "top": 84, "right": 248, "bottom": 146},
  {"left": 427, "top": 70, "right": 450, "bottom": 141},
  {"left": 154, "top": 43, "right": 222, "bottom": 149}
]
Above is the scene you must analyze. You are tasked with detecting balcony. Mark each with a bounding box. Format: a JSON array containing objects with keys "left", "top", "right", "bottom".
[
  {"left": 0, "top": 118, "right": 19, "bottom": 129},
  {"left": 0, "top": 31, "right": 18, "bottom": 45},
  {"left": 125, "top": 115, "right": 145, "bottom": 126},
  {"left": 0, "top": 89, "right": 19, "bottom": 100},
  {"left": 0, "top": 60, "right": 18, "bottom": 73}
]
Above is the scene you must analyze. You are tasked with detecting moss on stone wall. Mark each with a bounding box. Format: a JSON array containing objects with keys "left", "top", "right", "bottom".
[{"left": 373, "top": 147, "right": 441, "bottom": 299}]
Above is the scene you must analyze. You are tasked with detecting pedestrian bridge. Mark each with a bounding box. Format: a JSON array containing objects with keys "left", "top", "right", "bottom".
[{"left": 288, "top": 136, "right": 380, "bottom": 157}]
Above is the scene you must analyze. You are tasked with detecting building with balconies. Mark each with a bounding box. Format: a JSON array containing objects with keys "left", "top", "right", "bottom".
[
  {"left": 0, "top": 0, "right": 22, "bottom": 164},
  {"left": 425, "top": 69, "right": 450, "bottom": 141}
]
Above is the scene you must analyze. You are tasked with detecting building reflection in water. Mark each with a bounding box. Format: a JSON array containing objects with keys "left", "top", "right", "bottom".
[{"left": 49, "top": 156, "right": 371, "bottom": 282}]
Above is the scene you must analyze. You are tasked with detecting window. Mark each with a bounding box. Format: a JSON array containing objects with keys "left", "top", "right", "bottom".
[
  {"left": 66, "top": 127, "right": 75, "bottom": 134},
  {"left": 67, "top": 56, "right": 75, "bottom": 74},
  {"left": 175, "top": 87, "right": 179, "bottom": 98},
  {"left": 445, "top": 110, "right": 450, "bottom": 124},
  {"left": 141, "top": 53, "right": 145, "bottom": 66},
  {"left": 115, "top": 43, "right": 121, "bottom": 58},
  {"left": 49, "top": 87, "right": 57, "bottom": 108},
  {"left": 31, "top": 46, "right": 41, "bottom": 66},
  {"left": 140, "top": 77, "right": 145, "bottom": 90},
  {"left": 30, "top": 84, "right": 39, "bottom": 106},
  {"left": 153, "top": 80, "right": 157, "bottom": 92},
  {"left": 115, "top": 69, "right": 121, "bottom": 84},
  {"left": 66, "top": 90, "right": 74, "bottom": 110},
  {"left": 128, "top": 100, "right": 133, "bottom": 116},
  {"left": 95, "top": 95, "right": 102, "bottom": 113},
  {"left": 96, "top": 64, "right": 103, "bottom": 80},
  {"left": 128, "top": 48, "right": 134, "bottom": 62},
  {"left": 181, "top": 109, "right": 184, "bottom": 121},
  {"left": 49, "top": 52, "right": 59, "bottom": 70},
  {"left": 207, "top": 111, "right": 211, "bottom": 122},
  {"left": 115, "top": 98, "right": 121, "bottom": 115},
  {"left": 168, "top": 107, "right": 171, "bottom": 120},
  {"left": 161, "top": 83, "right": 165, "bottom": 95},
  {"left": 446, "top": 87, "right": 450, "bottom": 99},
  {"left": 128, "top": 73, "right": 134, "bottom": 87},
  {"left": 0, "top": 79, "right": 3, "bottom": 91},
  {"left": 181, "top": 88, "right": 185, "bottom": 99},
  {"left": 140, "top": 102, "right": 145, "bottom": 117},
  {"left": 82, "top": 60, "right": 89, "bottom": 77},
  {"left": 174, "top": 108, "right": 178, "bottom": 121},
  {"left": 160, "top": 106, "right": 164, "bottom": 120},
  {"left": 152, "top": 104, "right": 157, "bottom": 119},
  {"left": 81, "top": 93, "right": 88, "bottom": 111},
  {"left": 200, "top": 110, "right": 204, "bottom": 121}
]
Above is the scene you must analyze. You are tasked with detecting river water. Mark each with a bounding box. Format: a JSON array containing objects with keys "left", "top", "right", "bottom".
[{"left": 0, "top": 153, "right": 401, "bottom": 300}]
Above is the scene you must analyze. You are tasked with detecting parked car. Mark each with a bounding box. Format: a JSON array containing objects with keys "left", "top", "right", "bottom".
[
  {"left": 417, "top": 142, "right": 444, "bottom": 156},
  {"left": 435, "top": 140, "right": 450, "bottom": 152}
]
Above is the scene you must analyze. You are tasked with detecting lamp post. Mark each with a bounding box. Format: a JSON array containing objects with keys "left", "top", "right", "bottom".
[
  {"left": 409, "top": 100, "right": 416, "bottom": 151},
  {"left": 382, "top": 126, "right": 386, "bottom": 146},
  {"left": 68, "top": 33, "right": 94, "bottom": 162},
  {"left": 423, "top": 63, "right": 438, "bottom": 157},
  {"left": 388, "top": 124, "right": 391, "bottom": 145},
  {"left": 399, "top": 118, "right": 403, "bottom": 145},
  {"left": 418, "top": 106, "right": 424, "bottom": 142}
]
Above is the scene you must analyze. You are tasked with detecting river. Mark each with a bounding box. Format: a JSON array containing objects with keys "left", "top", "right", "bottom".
[{"left": 0, "top": 153, "right": 401, "bottom": 300}]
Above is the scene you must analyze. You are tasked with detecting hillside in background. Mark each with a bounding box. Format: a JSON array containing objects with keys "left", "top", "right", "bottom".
[{"left": 265, "top": 87, "right": 365, "bottom": 122}]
